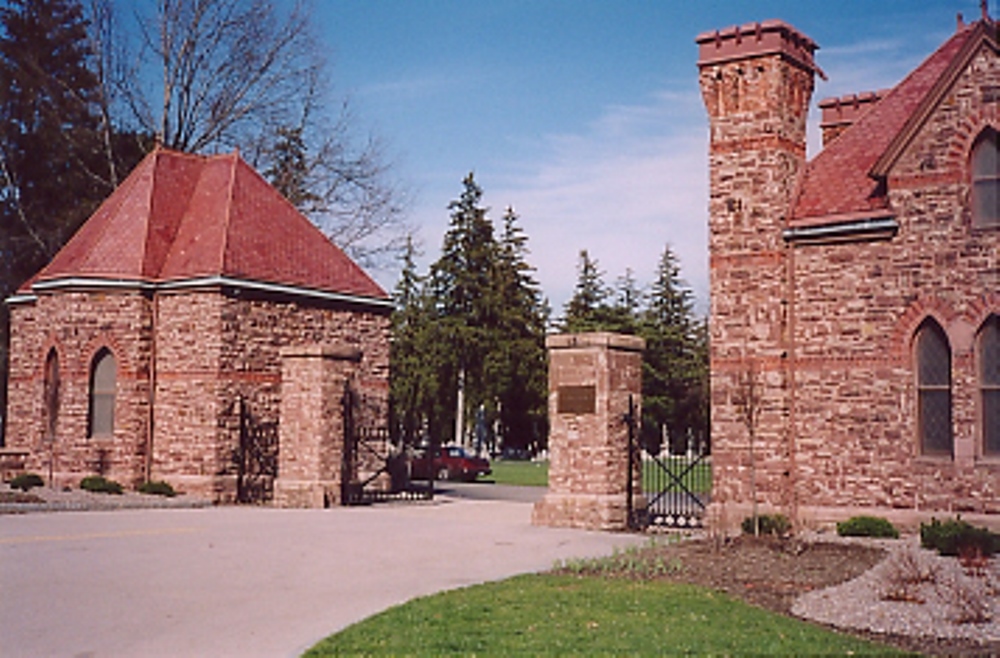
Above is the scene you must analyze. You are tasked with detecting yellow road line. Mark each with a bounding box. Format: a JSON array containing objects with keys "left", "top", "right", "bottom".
[{"left": 0, "top": 527, "right": 199, "bottom": 545}]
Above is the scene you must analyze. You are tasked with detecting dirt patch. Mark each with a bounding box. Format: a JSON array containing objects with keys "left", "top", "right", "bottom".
[
  {"left": 633, "top": 535, "right": 998, "bottom": 656},
  {"left": 0, "top": 490, "right": 44, "bottom": 504}
]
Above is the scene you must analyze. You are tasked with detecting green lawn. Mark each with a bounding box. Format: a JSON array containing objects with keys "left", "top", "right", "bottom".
[
  {"left": 304, "top": 573, "right": 898, "bottom": 656},
  {"left": 488, "top": 459, "right": 549, "bottom": 487},
  {"left": 489, "top": 458, "right": 712, "bottom": 495}
]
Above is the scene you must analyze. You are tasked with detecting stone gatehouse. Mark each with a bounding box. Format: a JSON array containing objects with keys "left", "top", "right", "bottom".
[
  {"left": 700, "top": 15, "right": 999, "bottom": 526},
  {"left": 3, "top": 148, "right": 391, "bottom": 502}
]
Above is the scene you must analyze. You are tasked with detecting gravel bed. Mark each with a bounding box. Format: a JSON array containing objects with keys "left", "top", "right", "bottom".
[
  {"left": 0, "top": 484, "right": 211, "bottom": 514},
  {"left": 793, "top": 535, "right": 1000, "bottom": 645}
]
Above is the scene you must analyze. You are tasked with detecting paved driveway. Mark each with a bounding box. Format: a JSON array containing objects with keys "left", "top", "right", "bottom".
[{"left": 1, "top": 493, "right": 642, "bottom": 657}]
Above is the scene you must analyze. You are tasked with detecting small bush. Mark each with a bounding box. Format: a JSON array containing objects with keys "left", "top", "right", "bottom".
[
  {"left": 920, "top": 517, "right": 1000, "bottom": 558},
  {"left": 741, "top": 513, "right": 791, "bottom": 536},
  {"left": 9, "top": 473, "right": 44, "bottom": 491},
  {"left": 837, "top": 515, "right": 900, "bottom": 539},
  {"left": 138, "top": 480, "right": 176, "bottom": 497},
  {"left": 79, "top": 475, "right": 124, "bottom": 495},
  {"left": 878, "top": 547, "right": 938, "bottom": 602}
]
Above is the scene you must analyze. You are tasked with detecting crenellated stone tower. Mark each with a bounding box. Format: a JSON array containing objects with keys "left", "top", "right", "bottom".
[{"left": 696, "top": 21, "right": 821, "bottom": 522}]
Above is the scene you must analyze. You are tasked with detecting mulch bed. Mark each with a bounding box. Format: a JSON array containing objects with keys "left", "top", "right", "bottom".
[{"left": 648, "top": 535, "right": 999, "bottom": 656}]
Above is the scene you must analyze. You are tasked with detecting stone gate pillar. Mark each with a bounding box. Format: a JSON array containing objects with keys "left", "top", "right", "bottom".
[
  {"left": 273, "top": 345, "right": 360, "bottom": 508},
  {"left": 532, "top": 332, "right": 644, "bottom": 531}
]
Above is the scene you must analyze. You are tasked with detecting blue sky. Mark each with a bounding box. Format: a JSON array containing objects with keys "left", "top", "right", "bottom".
[{"left": 315, "top": 0, "right": 986, "bottom": 314}]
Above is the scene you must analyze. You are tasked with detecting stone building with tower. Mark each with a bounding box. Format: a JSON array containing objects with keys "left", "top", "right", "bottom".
[
  {"left": 698, "top": 14, "right": 999, "bottom": 526},
  {"left": 2, "top": 148, "right": 392, "bottom": 504}
]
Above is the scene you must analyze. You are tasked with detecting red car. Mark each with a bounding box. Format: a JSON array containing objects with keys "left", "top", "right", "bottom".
[{"left": 410, "top": 446, "right": 492, "bottom": 482}]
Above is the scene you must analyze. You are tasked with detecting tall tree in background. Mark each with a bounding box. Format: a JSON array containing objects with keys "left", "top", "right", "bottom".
[
  {"left": 558, "top": 243, "right": 709, "bottom": 455},
  {"left": 489, "top": 207, "right": 547, "bottom": 452},
  {"left": 112, "top": 0, "right": 410, "bottom": 269},
  {"left": 0, "top": 0, "right": 144, "bottom": 443},
  {"left": 427, "top": 173, "right": 497, "bottom": 445},
  {"left": 641, "top": 244, "right": 708, "bottom": 454},
  {"left": 561, "top": 249, "right": 612, "bottom": 332},
  {"left": 391, "top": 176, "right": 547, "bottom": 453}
]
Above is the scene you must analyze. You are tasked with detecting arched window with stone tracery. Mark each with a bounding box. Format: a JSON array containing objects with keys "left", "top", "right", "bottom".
[
  {"left": 979, "top": 315, "right": 1000, "bottom": 456},
  {"left": 916, "top": 319, "right": 952, "bottom": 457},
  {"left": 971, "top": 127, "right": 999, "bottom": 229},
  {"left": 88, "top": 348, "right": 116, "bottom": 438},
  {"left": 43, "top": 348, "right": 60, "bottom": 440}
]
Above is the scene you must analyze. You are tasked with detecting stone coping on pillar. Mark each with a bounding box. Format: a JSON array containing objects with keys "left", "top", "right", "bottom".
[
  {"left": 278, "top": 344, "right": 362, "bottom": 361},
  {"left": 546, "top": 332, "right": 645, "bottom": 352}
]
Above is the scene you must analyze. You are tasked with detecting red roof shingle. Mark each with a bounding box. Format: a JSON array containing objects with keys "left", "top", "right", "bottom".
[
  {"left": 26, "top": 148, "right": 388, "bottom": 301},
  {"left": 791, "top": 20, "right": 994, "bottom": 225}
]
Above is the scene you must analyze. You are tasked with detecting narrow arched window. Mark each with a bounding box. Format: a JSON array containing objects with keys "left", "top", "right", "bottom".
[
  {"left": 43, "top": 348, "right": 60, "bottom": 440},
  {"left": 916, "top": 320, "right": 952, "bottom": 456},
  {"left": 88, "top": 348, "right": 116, "bottom": 437},
  {"left": 980, "top": 315, "right": 1000, "bottom": 456},
  {"left": 971, "top": 128, "right": 999, "bottom": 228}
]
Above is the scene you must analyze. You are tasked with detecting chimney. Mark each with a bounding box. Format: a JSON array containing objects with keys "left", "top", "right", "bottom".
[{"left": 818, "top": 90, "right": 888, "bottom": 147}]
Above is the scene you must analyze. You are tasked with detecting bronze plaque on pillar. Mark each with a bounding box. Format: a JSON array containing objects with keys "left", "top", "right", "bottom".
[{"left": 557, "top": 385, "right": 596, "bottom": 414}]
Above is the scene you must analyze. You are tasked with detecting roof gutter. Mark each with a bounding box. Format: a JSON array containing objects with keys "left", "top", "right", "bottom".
[
  {"left": 7, "top": 275, "right": 394, "bottom": 311},
  {"left": 782, "top": 216, "right": 899, "bottom": 245}
]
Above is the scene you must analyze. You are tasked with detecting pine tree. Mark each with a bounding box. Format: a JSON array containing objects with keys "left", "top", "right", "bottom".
[
  {"left": 393, "top": 177, "right": 548, "bottom": 454},
  {"left": 640, "top": 244, "right": 707, "bottom": 454},
  {"left": 389, "top": 236, "right": 428, "bottom": 445},
  {"left": 0, "top": 0, "right": 136, "bottom": 443},
  {"left": 561, "top": 249, "right": 611, "bottom": 332},
  {"left": 428, "top": 173, "right": 498, "bottom": 445},
  {"left": 264, "top": 126, "right": 320, "bottom": 211},
  {"left": 490, "top": 207, "right": 547, "bottom": 452}
]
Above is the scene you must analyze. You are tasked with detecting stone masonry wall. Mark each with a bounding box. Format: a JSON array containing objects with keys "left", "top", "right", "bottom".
[
  {"left": 533, "top": 333, "right": 644, "bottom": 531},
  {"left": 151, "top": 287, "right": 390, "bottom": 501},
  {"left": 703, "top": 24, "right": 999, "bottom": 528},
  {"left": 699, "top": 30, "right": 815, "bottom": 516},
  {"left": 5, "top": 290, "right": 152, "bottom": 488},
  {"left": 789, "top": 43, "right": 999, "bottom": 516},
  {"left": 6, "top": 284, "right": 390, "bottom": 503}
]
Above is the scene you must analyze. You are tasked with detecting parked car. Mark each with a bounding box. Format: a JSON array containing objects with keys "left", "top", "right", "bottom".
[{"left": 410, "top": 445, "right": 491, "bottom": 482}]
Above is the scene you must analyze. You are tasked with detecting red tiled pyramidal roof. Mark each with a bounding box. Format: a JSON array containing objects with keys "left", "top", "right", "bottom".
[
  {"left": 24, "top": 148, "right": 388, "bottom": 302},
  {"left": 791, "top": 19, "right": 996, "bottom": 226}
]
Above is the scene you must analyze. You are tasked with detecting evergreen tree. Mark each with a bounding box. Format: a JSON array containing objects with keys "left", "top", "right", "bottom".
[
  {"left": 389, "top": 236, "right": 428, "bottom": 445},
  {"left": 264, "top": 125, "right": 320, "bottom": 211},
  {"left": 0, "top": 0, "right": 144, "bottom": 443},
  {"left": 490, "top": 207, "right": 547, "bottom": 452},
  {"left": 561, "top": 249, "right": 612, "bottom": 332},
  {"left": 640, "top": 244, "right": 707, "bottom": 455},
  {"left": 427, "top": 173, "right": 497, "bottom": 445},
  {"left": 392, "top": 176, "right": 548, "bottom": 454}
]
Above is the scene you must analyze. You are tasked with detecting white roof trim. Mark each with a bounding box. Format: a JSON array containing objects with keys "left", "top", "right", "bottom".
[{"left": 6, "top": 275, "right": 393, "bottom": 310}]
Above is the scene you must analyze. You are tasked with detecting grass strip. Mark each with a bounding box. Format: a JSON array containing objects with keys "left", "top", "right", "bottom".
[
  {"left": 488, "top": 459, "right": 549, "bottom": 487},
  {"left": 304, "top": 573, "right": 899, "bottom": 656}
]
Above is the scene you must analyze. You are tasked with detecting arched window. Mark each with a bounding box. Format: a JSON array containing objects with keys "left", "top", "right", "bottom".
[
  {"left": 971, "top": 128, "right": 999, "bottom": 228},
  {"left": 980, "top": 315, "right": 1000, "bottom": 456},
  {"left": 88, "top": 348, "right": 116, "bottom": 437},
  {"left": 916, "top": 320, "right": 952, "bottom": 456},
  {"left": 43, "top": 348, "right": 60, "bottom": 440}
]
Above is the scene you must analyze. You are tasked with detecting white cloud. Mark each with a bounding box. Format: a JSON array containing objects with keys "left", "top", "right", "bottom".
[{"left": 487, "top": 90, "right": 710, "bottom": 317}]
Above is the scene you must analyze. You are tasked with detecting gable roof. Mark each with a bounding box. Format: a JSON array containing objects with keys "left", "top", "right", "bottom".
[
  {"left": 19, "top": 148, "right": 389, "bottom": 305},
  {"left": 790, "top": 19, "right": 998, "bottom": 226}
]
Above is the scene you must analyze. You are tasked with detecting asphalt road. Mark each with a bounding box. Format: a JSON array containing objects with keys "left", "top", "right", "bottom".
[{"left": 1, "top": 493, "right": 641, "bottom": 657}]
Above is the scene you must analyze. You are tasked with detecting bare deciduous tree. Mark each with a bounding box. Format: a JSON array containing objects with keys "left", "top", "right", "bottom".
[{"left": 111, "top": 0, "right": 412, "bottom": 269}]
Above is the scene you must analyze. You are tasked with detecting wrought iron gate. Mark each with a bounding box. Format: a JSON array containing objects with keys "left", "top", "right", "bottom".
[
  {"left": 342, "top": 389, "right": 431, "bottom": 505},
  {"left": 627, "top": 396, "right": 711, "bottom": 529},
  {"left": 235, "top": 398, "right": 279, "bottom": 504}
]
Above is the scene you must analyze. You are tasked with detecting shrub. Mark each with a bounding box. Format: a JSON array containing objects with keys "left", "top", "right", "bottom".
[
  {"left": 138, "top": 480, "right": 176, "bottom": 497},
  {"left": 920, "top": 517, "right": 1000, "bottom": 558},
  {"left": 79, "top": 475, "right": 124, "bottom": 495},
  {"left": 741, "top": 513, "right": 791, "bottom": 536},
  {"left": 837, "top": 515, "right": 900, "bottom": 539},
  {"left": 9, "top": 473, "right": 44, "bottom": 491}
]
